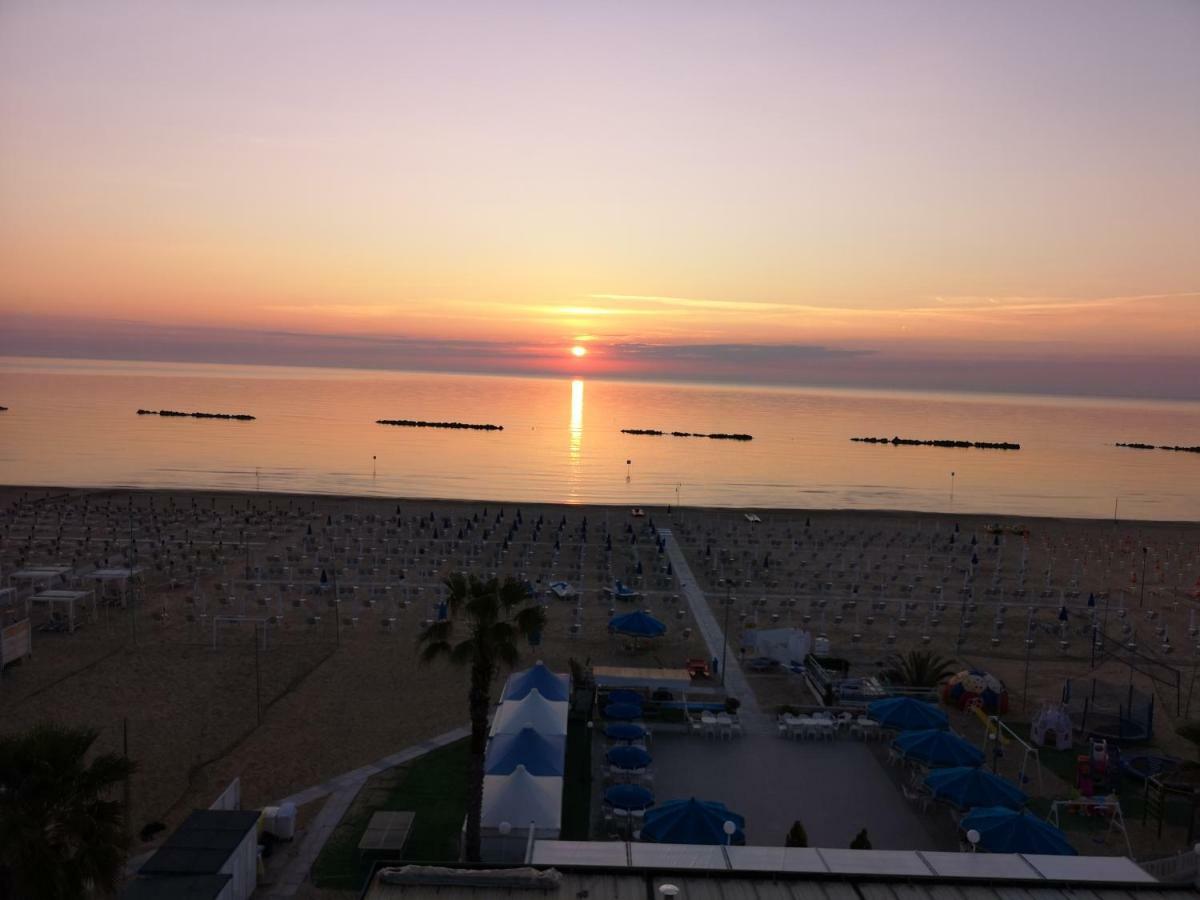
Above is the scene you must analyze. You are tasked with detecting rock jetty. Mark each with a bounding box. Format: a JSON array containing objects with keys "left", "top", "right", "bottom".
[
  {"left": 137, "top": 409, "right": 255, "bottom": 420},
  {"left": 377, "top": 419, "right": 503, "bottom": 431},
  {"left": 851, "top": 436, "right": 1020, "bottom": 450},
  {"left": 1116, "top": 442, "right": 1199, "bottom": 454},
  {"left": 622, "top": 428, "right": 752, "bottom": 441}
]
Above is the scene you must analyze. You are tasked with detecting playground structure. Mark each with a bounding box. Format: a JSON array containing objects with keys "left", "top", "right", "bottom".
[
  {"left": 1062, "top": 678, "right": 1155, "bottom": 743},
  {"left": 943, "top": 668, "right": 1009, "bottom": 714},
  {"left": 977, "top": 711, "right": 1044, "bottom": 791},
  {"left": 1075, "top": 737, "right": 1122, "bottom": 797},
  {"left": 1030, "top": 701, "right": 1073, "bottom": 751},
  {"left": 1049, "top": 796, "right": 1132, "bottom": 856}
]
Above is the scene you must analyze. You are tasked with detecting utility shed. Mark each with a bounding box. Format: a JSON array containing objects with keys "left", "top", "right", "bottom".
[{"left": 136, "top": 810, "right": 260, "bottom": 900}]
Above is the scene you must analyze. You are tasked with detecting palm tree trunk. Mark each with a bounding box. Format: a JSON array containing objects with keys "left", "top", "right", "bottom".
[{"left": 463, "top": 663, "right": 493, "bottom": 862}]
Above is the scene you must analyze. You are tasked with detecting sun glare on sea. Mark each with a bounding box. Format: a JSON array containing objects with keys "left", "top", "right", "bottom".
[{"left": 570, "top": 345, "right": 587, "bottom": 358}]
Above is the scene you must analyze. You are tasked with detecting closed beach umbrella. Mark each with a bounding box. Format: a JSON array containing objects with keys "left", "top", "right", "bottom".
[
  {"left": 504, "top": 662, "right": 570, "bottom": 702},
  {"left": 893, "top": 729, "right": 985, "bottom": 768},
  {"left": 924, "top": 766, "right": 1027, "bottom": 811},
  {"left": 604, "top": 722, "right": 647, "bottom": 743},
  {"left": 961, "top": 806, "right": 1076, "bottom": 855},
  {"left": 867, "top": 697, "right": 949, "bottom": 731},
  {"left": 605, "top": 783, "right": 654, "bottom": 811},
  {"left": 485, "top": 727, "right": 565, "bottom": 776},
  {"left": 640, "top": 798, "right": 745, "bottom": 845},
  {"left": 604, "top": 702, "right": 643, "bottom": 721},
  {"left": 607, "top": 745, "right": 652, "bottom": 770},
  {"left": 609, "top": 610, "right": 667, "bottom": 638}
]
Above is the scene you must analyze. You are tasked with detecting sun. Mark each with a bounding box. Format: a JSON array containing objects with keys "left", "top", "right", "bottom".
[{"left": 570, "top": 345, "right": 587, "bottom": 358}]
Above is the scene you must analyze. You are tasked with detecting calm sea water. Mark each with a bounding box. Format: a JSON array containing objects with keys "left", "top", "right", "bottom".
[{"left": 1, "top": 357, "right": 1198, "bottom": 521}]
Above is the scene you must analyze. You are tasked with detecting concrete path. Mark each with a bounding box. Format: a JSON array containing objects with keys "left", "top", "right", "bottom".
[
  {"left": 260, "top": 724, "right": 470, "bottom": 898},
  {"left": 659, "top": 529, "right": 770, "bottom": 734}
]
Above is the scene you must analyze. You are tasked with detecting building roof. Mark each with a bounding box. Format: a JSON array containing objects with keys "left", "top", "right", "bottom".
[
  {"left": 139, "top": 809, "right": 260, "bottom": 875},
  {"left": 120, "top": 873, "right": 231, "bottom": 900},
  {"left": 363, "top": 843, "right": 1175, "bottom": 900}
]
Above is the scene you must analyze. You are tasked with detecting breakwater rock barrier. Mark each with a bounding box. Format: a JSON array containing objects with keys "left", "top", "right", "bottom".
[
  {"left": 852, "top": 436, "right": 1020, "bottom": 450},
  {"left": 1116, "top": 442, "right": 1199, "bottom": 454},
  {"left": 137, "top": 409, "right": 255, "bottom": 420},
  {"left": 377, "top": 419, "right": 503, "bottom": 431},
  {"left": 621, "top": 428, "right": 752, "bottom": 441}
]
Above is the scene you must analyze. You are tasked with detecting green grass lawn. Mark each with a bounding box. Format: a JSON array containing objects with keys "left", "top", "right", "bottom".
[{"left": 312, "top": 739, "right": 470, "bottom": 889}]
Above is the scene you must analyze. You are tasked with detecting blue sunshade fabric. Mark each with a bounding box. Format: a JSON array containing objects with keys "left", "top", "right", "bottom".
[
  {"left": 503, "top": 663, "right": 569, "bottom": 702},
  {"left": 961, "top": 806, "right": 1076, "bottom": 855},
  {"left": 867, "top": 696, "right": 949, "bottom": 730},
  {"left": 605, "top": 783, "right": 655, "bottom": 811},
  {"left": 607, "top": 745, "right": 652, "bottom": 770},
  {"left": 892, "top": 729, "right": 984, "bottom": 768},
  {"left": 924, "top": 766, "right": 1028, "bottom": 811},
  {"left": 484, "top": 727, "right": 566, "bottom": 776},
  {"left": 608, "top": 610, "right": 667, "bottom": 637},
  {"left": 640, "top": 798, "right": 745, "bottom": 845}
]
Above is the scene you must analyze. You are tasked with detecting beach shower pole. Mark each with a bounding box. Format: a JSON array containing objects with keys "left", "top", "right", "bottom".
[
  {"left": 1139, "top": 547, "right": 1148, "bottom": 607},
  {"left": 721, "top": 584, "right": 731, "bottom": 688}
]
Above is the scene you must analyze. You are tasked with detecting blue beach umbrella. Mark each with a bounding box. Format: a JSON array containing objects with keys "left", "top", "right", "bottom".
[
  {"left": 607, "top": 745, "right": 652, "bottom": 770},
  {"left": 893, "top": 729, "right": 985, "bottom": 768},
  {"left": 484, "top": 727, "right": 566, "bottom": 776},
  {"left": 609, "top": 610, "right": 667, "bottom": 638},
  {"left": 961, "top": 806, "right": 1076, "bottom": 855},
  {"left": 924, "top": 766, "right": 1028, "bottom": 811},
  {"left": 640, "top": 798, "right": 745, "bottom": 845},
  {"left": 605, "top": 783, "right": 654, "bottom": 811},
  {"left": 604, "top": 702, "right": 644, "bottom": 721},
  {"left": 504, "top": 662, "right": 569, "bottom": 702},
  {"left": 867, "top": 697, "right": 949, "bottom": 731},
  {"left": 604, "top": 722, "right": 647, "bottom": 743}
]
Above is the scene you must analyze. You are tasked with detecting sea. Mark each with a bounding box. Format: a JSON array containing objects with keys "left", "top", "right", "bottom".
[{"left": 1, "top": 357, "right": 1198, "bottom": 521}]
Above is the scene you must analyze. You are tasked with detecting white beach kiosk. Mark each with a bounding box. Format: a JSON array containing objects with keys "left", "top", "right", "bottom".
[{"left": 475, "top": 663, "right": 570, "bottom": 862}]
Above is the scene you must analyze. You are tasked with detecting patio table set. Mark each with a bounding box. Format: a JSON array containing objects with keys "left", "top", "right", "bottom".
[{"left": 692, "top": 711, "right": 744, "bottom": 739}]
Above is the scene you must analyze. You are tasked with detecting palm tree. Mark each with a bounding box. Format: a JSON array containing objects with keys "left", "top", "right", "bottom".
[
  {"left": 0, "top": 723, "right": 137, "bottom": 899},
  {"left": 418, "top": 573, "right": 547, "bottom": 862},
  {"left": 881, "top": 649, "right": 956, "bottom": 687}
]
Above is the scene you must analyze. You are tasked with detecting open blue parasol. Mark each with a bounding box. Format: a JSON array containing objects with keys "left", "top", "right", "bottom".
[
  {"left": 893, "top": 729, "right": 984, "bottom": 768},
  {"left": 604, "top": 722, "right": 647, "bottom": 743},
  {"left": 604, "top": 702, "right": 644, "bottom": 721},
  {"left": 640, "top": 798, "right": 745, "bottom": 845},
  {"left": 961, "top": 806, "right": 1076, "bottom": 855},
  {"left": 609, "top": 610, "right": 667, "bottom": 638},
  {"left": 607, "top": 745, "right": 652, "bottom": 770},
  {"left": 867, "top": 696, "right": 949, "bottom": 731},
  {"left": 605, "top": 783, "right": 654, "bottom": 811},
  {"left": 924, "top": 766, "right": 1028, "bottom": 811}
]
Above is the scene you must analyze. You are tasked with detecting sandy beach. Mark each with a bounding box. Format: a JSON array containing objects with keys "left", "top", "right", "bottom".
[{"left": 2, "top": 485, "right": 1198, "bottom": 860}]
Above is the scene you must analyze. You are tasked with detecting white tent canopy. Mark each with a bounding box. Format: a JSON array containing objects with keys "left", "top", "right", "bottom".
[
  {"left": 490, "top": 688, "right": 568, "bottom": 737},
  {"left": 480, "top": 765, "right": 563, "bottom": 831},
  {"left": 744, "top": 627, "right": 811, "bottom": 665}
]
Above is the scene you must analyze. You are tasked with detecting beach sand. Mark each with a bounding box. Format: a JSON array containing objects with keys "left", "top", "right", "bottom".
[{"left": 2, "top": 486, "right": 1197, "bottom": 864}]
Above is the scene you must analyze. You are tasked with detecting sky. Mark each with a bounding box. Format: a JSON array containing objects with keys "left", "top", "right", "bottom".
[{"left": 1, "top": 1, "right": 1198, "bottom": 397}]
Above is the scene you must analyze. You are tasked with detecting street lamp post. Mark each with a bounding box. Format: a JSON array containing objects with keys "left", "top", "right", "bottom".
[
  {"left": 1139, "top": 547, "right": 1148, "bottom": 607},
  {"left": 721, "top": 585, "right": 732, "bottom": 688}
]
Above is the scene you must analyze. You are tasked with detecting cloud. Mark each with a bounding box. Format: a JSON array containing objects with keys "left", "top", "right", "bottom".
[{"left": 611, "top": 342, "right": 869, "bottom": 362}]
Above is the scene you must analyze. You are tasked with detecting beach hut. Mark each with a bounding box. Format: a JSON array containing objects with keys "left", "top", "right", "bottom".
[
  {"left": 924, "top": 766, "right": 1027, "bottom": 811},
  {"left": 892, "top": 729, "right": 984, "bottom": 768},
  {"left": 961, "top": 806, "right": 1076, "bottom": 855},
  {"left": 640, "top": 798, "right": 746, "bottom": 845},
  {"left": 490, "top": 688, "right": 568, "bottom": 736},
  {"left": 867, "top": 696, "right": 949, "bottom": 731},
  {"left": 479, "top": 765, "right": 562, "bottom": 861},
  {"left": 485, "top": 727, "right": 566, "bottom": 777},
  {"left": 503, "top": 662, "right": 570, "bottom": 702}
]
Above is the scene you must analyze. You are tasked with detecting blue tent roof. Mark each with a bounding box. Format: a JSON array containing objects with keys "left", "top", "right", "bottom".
[
  {"left": 503, "top": 662, "right": 569, "bottom": 702},
  {"left": 640, "top": 798, "right": 745, "bottom": 845},
  {"left": 893, "top": 729, "right": 984, "bottom": 768},
  {"left": 484, "top": 727, "right": 566, "bottom": 776},
  {"left": 924, "top": 766, "right": 1028, "bottom": 811},
  {"left": 961, "top": 806, "right": 1076, "bottom": 855},
  {"left": 607, "top": 745, "right": 652, "bottom": 770},
  {"left": 867, "top": 696, "right": 949, "bottom": 730},
  {"left": 609, "top": 610, "right": 667, "bottom": 637}
]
